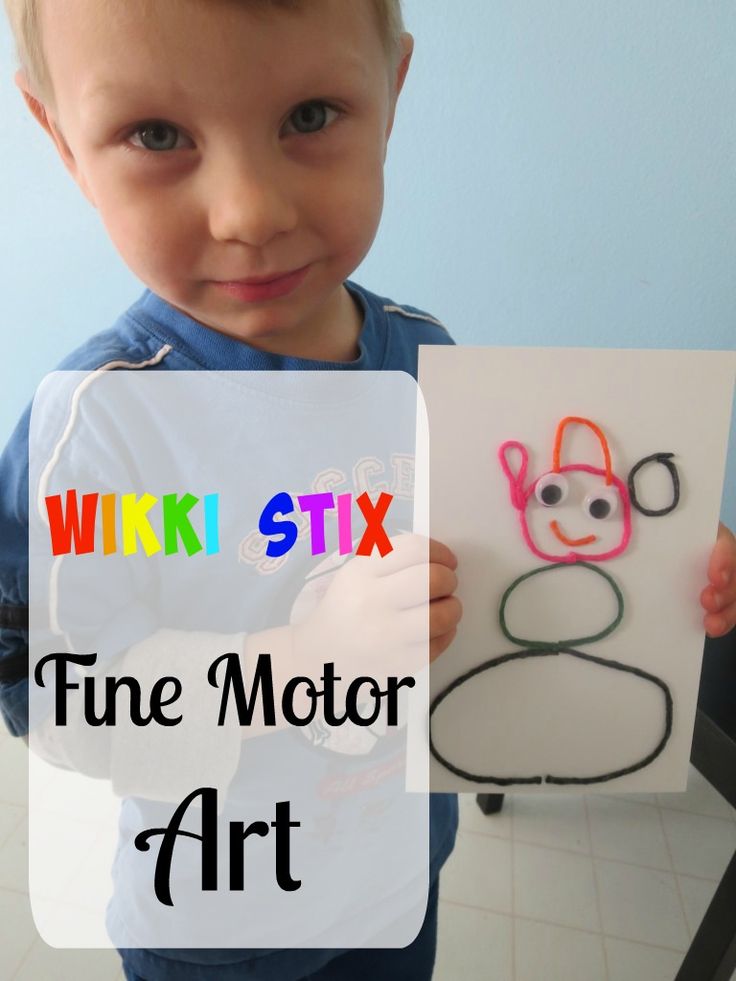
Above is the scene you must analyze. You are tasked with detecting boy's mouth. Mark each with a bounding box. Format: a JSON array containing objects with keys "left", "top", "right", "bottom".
[{"left": 212, "top": 265, "right": 311, "bottom": 303}]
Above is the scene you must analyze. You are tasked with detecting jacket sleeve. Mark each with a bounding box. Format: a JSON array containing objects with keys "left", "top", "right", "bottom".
[
  {"left": 0, "top": 376, "right": 250, "bottom": 800},
  {"left": 0, "top": 406, "right": 33, "bottom": 737}
]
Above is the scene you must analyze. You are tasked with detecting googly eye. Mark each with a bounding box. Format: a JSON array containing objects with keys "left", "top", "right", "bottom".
[
  {"left": 584, "top": 489, "right": 619, "bottom": 520},
  {"left": 534, "top": 473, "right": 569, "bottom": 507}
]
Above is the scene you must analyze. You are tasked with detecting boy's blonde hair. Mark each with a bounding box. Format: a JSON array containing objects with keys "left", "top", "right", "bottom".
[{"left": 4, "top": 0, "right": 405, "bottom": 104}]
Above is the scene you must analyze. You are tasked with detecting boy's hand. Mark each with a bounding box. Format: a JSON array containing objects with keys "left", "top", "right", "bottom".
[
  {"left": 427, "top": 538, "right": 462, "bottom": 661},
  {"left": 293, "top": 534, "right": 462, "bottom": 675},
  {"left": 701, "top": 522, "right": 736, "bottom": 637}
]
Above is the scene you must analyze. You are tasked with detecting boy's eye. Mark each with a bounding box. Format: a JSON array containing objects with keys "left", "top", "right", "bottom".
[
  {"left": 284, "top": 101, "right": 339, "bottom": 136},
  {"left": 129, "top": 122, "right": 188, "bottom": 152}
]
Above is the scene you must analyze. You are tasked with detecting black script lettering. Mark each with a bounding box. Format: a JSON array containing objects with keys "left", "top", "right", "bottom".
[
  {"left": 209, "top": 653, "right": 416, "bottom": 728},
  {"left": 34, "top": 651, "right": 182, "bottom": 727},
  {"left": 135, "top": 788, "right": 301, "bottom": 906},
  {"left": 208, "top": 651, "right": 276, "bottom": 726},
  {"left": 230, "top": 800, "right": 301, "bottom": 892}
]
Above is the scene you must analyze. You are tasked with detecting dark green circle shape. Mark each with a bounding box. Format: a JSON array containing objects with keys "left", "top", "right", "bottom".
[{"left": 499, "top": 562, "right": 624, "bottom": 650}]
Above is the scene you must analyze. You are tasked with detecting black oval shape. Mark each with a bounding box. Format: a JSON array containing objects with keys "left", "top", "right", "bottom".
[
  {"left": 429, "top": 647, "right": 673, "bottom": 786},
  {"left": 628, "top": 452, "right": 680, "bottom": 517}
]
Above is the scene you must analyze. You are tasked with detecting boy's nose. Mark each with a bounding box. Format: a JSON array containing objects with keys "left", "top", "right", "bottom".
[{"left": 207, "top": 154, "right": 298, "bottom": 248}]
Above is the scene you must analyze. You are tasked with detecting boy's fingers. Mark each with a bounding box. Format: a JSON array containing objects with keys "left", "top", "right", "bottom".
[
  {"left": 700, "top": 584, "right": 721, "bottom": 614},
  {"left": 395, "top": 595, "right": 463, "bottom": 645},
  {"left": 701, "top": 572, "right": 736, "bottom": 636},
  {"left": 430, "top": 626, "right": 458, "bottom": 663},
  {"left": 428, "top": 538, "right": 458, "bottom": 571},
  {"left": 707, "top": 521, "right": 736, "bottom": 591},
  {"left": 429, "top": 595, "right": 463, "bottom": 638},
  {"left": 382, "top": 562, "right": 458, "bottom": 609},
  {"left": 429, "top": 563, "right": 458, "bottom": 600},
  {"left": 366, "top": 534, "right": 457, "bottom": 577},
  {"left": 405, "top": 625, "right": 459, "bottom": 664},
  {"left": 702, "top": 578, "right": 736, "bottom": 637},
  {"left": 704, "top": 607, "right": 736, "bottom": 638},
  {"left": 363, "top": 533, "right": 428, "bottom": 575}
]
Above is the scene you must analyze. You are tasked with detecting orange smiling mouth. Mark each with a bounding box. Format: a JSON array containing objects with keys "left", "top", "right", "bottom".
[{"left": 549, "top": 520, "right": 597, "bottom": 547}]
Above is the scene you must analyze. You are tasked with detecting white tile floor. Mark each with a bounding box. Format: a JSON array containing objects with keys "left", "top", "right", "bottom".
[
  {"left": 435, "top": 783, "right": 736, "bottom": 981},
  {"left": 0, "top": 720, "right": 734, "bottom": 981}
]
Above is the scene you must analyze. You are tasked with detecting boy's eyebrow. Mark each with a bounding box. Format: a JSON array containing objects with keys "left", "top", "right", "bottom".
[
  {"left": 80, "top": 54, "right": 374, "bottom": 108},
  {"left": 81, "top": 79, "right": 194, "bottom": 106}
]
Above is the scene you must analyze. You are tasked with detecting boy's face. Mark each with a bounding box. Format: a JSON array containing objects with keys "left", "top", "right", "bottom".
[{"left": 23, "top": 0, "right": 412, "bottom": 359}]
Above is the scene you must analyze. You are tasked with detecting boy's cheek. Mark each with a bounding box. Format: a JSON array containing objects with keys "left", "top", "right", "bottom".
[
  {"left": 97, "top": 201, "right": 198, "bottom": 282},
  {"left": 333, "top": 173, "right": 385, "bottom": 244}
]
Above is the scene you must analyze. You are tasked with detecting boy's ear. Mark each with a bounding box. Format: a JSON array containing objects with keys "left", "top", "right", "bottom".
[
  {"left": 384, "top": 33, "right": 414, "bottom": 150},
  {"left": 14, "top": 70, "right": 97, "bottom": 207},
  {"left": 394, "top": 32, "right": 414, "bottom": 98}
]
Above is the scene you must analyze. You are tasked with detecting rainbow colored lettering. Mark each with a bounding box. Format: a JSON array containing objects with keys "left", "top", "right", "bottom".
[
  {"left": 44, "top": 491, "right": 220, "bottom": 557},
  {"left": 259, "top": 491, "right": 394, "bottom": 558}
]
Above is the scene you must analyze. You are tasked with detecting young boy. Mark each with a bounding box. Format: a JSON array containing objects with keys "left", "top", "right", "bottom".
[{"left": 0, "top": 1, "right": 734, "bottom": 979}]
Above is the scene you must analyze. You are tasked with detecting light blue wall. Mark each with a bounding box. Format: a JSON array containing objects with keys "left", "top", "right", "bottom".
[{"left": 1, "top": 2, "right": 734, "bottom": 522}]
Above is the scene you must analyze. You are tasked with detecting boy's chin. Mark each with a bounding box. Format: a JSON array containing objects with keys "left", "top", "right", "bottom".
[
  {"left": 173, "top": 299, "right": 327, "bottom": 354},
  {"left": 156, "top": 277, "right": 359, "bottom": 357},
  {"left": 164, "top": 294, "right": 294, "bottom": 336}
]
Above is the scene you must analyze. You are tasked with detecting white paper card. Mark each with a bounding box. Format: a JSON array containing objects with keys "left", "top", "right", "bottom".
[{"left": 419, "top": 347, "right": 735, "bottom": 793}]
